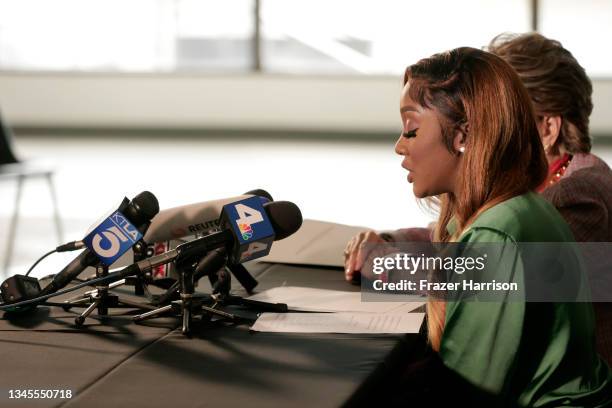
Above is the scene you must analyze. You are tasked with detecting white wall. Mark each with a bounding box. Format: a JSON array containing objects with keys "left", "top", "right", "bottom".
[{"left": 1, "top": 72, "right": 611, "bottom": 135}]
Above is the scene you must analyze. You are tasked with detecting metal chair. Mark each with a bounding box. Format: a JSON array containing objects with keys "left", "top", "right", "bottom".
[{"left": 1, "top": 112, "right": 63, "bottom": 273}]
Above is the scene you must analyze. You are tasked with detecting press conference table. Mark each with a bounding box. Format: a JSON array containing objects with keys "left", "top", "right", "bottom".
[{"left": 0, "top": 262, "right": 424, "bottom": 408}]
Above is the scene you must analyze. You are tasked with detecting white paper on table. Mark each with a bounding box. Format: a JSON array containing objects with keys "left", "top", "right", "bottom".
[
  {"left": 259, "top": 219, "right": 367, "bottom": 267},
  {"left": 247, "top": 286, "right": 425, "bottom": 314},
  {"left": 251, "top": 312, "right": 425, "bottom": 334}
]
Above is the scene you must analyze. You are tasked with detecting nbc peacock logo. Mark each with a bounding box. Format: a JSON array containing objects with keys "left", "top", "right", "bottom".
[{"left": 239, "top": 223, "right": 254, "bottom": 240}]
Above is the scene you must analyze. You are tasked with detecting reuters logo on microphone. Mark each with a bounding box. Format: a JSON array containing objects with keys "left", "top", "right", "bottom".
[{"left": 239, "top": 223, "right": 254, "bottom": 240}]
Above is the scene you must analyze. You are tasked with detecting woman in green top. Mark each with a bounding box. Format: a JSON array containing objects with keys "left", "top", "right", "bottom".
[{"left": 393, "top": 47, "right": 610, "bottom": 406}]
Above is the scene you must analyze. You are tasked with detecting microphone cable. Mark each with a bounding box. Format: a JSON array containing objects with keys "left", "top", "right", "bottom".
[
  {"left": 24, "top": 241, "right": 86, "bottom": 277},
  {"left": 25, "top": 249, "right": 56, "bottom": 277},
  {"left": 0, "top": 268, "right": 127, "bottom": 311}
]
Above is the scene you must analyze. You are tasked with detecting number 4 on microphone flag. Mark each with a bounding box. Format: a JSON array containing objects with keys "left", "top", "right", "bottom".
[
  {"left": 83, "top": 211, "right": 143, "bottom": 265},
  {"left": 221, "top": 196, "right": 275, "bottom": 263}
]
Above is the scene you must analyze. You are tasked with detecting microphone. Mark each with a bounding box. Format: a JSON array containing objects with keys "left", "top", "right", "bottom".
[
  {"left": 0, "top": 200, "right": 301, "bottom": 312},
  {"left": 118, "top": 199, "right": 302, "bottom": 282},
  {"left": 201, "top": 201, "right": 302, "bottom": 293},
  {"left": 38, "top": 191, "right": 160, "bottom": 297},
  {"left": 142, "top": 189, "right": 273, "bottom": 244}
]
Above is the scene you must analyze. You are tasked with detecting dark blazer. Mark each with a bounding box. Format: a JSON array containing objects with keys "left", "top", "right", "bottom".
[
  {"left": 542, "top": 153, "right": 612, "bottom": 367},
  {"left": 542, "top": 153, "right": 612, "bottom": 242}
]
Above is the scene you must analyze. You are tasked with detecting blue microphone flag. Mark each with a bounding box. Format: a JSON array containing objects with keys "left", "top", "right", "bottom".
[
  {"left": 221, "top": 196, "right": 275, "bottom": 263},
  {"left": 83, "top": 210, "right": 143, "bottom": 266}
]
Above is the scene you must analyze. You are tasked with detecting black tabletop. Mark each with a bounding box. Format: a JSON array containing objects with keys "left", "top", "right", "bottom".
[{"left": 0, "top": 263, "right": 416, "bottom": 408}]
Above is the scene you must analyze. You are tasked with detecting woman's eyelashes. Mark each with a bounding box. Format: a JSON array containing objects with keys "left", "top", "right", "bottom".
[{"left": 402, "top": 128, "right": 419, "bottom": 139}]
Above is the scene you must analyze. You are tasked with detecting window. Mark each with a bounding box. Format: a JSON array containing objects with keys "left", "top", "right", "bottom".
[
  {"left": 0, "top": 0, "right": 254, "bottom": 72},
  {"left": 6, "top": 1, "right": 609, "bottom": 76},
  {"left": 540, "top": 0, "right": 612, "bottom": 77},
  {"left": 261, "top": 0, "right": 531, "bottom": 75}
]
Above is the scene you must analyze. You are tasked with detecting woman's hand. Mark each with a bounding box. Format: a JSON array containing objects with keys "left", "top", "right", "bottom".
[{"left": 344, "top": 231, "right": 387, "bottom": 282}]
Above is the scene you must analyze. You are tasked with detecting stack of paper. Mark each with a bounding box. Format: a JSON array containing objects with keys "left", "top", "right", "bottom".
[
  {"left": 247, "top": 286, "right": 424, "bottom": 313},
  {"left": 251, "top": 312, "right": 425, "bottom": 334},
  {"left": 254, "top": 218, "right": 426, "bottom": 334},
  {"left": 248, "top": 286, "right": 425, "bottom": 334}
]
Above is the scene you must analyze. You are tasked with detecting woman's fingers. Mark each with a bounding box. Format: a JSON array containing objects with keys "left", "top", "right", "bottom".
[
  {"left": 355, "top": 231, "right": 385, "bottom": 279},
  {"left": 344, "top": 231, "right": 384, "bottom": 281},
  {"left": 344, "top": 234, "right": 362, "bottom": 281},
  {"left": 344, "top": 233, "right": 365, "bottom": 281}
]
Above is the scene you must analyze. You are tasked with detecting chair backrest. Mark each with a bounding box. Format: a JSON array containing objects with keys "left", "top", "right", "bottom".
[{"left": 1, "top": 110, "right": 19, "bottom": 165}]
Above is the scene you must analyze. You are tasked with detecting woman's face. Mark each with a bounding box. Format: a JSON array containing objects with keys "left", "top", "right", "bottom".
[{"left": 394, "top": 81, "right": 463, "bottom": 198}]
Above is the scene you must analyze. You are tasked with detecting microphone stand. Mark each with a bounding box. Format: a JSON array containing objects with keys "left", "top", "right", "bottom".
[
  {"left": 192, "top": 248, "right": 288, "bottom": 314},
  {"left": 132, "top": 253, "right": 241, "bottom": 336},
  {"left": 132, "top": 249, "right": 287, "bottom": 336},
  {"left": 207, "top": 267, "right": 288, "bottom": 313},
  {"left": 62, "top": 240, "right": 158, "bottom": 326},
  {"left": 151, "top": 246, "right": 284, "bottom": 307}
]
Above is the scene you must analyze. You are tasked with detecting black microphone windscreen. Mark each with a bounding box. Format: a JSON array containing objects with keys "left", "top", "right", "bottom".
[
  {"left": 264, "top": 201, "right": 302, "bottom": 240},
  {"left": 129, "top": 191, "right": 160, "bottom": 223},
  {"left": 244, "top": 189, "right": 274, "bottom": 202}
]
